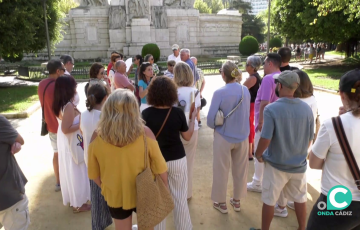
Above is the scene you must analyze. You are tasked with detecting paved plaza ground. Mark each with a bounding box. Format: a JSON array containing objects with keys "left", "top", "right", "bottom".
[{"left": 2, "top": 73, "right": 341, "bottom": 230}]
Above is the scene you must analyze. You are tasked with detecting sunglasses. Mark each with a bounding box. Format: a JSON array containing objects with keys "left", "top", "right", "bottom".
[
  {"left": 168, "top": 65, "right": 174, "bottom": 67},
  {"left": 100, "top": 71, "right": 105, "bottom": 75},
  {"left": 274, "top": 79, "right": 281, "bottom": 84}
]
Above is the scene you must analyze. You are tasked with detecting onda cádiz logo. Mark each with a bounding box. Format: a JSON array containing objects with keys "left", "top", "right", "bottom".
[{"left": 317, "top": 185, "right": 353, "bottom": 216}]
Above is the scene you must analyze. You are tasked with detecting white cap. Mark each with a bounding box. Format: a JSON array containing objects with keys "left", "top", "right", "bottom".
[{"left": 172, "top": 44, "right": 179, "bottom": 50}]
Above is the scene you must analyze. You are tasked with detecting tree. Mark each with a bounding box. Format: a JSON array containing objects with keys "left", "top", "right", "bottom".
[
  {"left": 194, "top": 0, "right": 212, "bottom": 13},
  {"left": 242, "top": 14, "right": 266, "bottom": 43},
  {"left": 58, "top": 0, "right": 79, "bottom": 15},
  {"left": 232, "top": 0, "right": 252, "bottom": 13},
  {"left": 0, "top": 0, "right": 64, "bottom": 59},
  {"left": 210, "top": 0, "right": 224, "bottom": 14},
  {"left": 312, "top": 0, "right": 360, "bottom": 22},
  {"left": 269, "top": 37, "right": 282, "bottom": 48},
  {"left": 270, "top": 0, "right": 360, "bottom": 57}
]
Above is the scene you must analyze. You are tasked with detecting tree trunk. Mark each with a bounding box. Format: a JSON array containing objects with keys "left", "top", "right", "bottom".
[
  {"left": 285, "top": 37, "right": 289, "bottom": 47},
  {"left": 336, "top": 42, "right": 345, "bottom": 52}
]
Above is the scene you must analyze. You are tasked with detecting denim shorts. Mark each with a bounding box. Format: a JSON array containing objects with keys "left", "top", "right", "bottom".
[{"left": 49, "top": 132, "right": 58, "bottom": 153}]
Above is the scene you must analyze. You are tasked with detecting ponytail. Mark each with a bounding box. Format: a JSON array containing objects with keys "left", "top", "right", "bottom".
[{"left": 85, "top": 83, "right": 108, "bottom": 111}]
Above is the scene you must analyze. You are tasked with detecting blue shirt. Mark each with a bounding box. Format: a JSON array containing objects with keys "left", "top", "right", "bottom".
[
  {"left": 207, "top": 83, "right": 251, "bottom": 143},
  {"left": 261, "top": 98, "right": 314, "bottom": 173},
  {"left": 138, "top": 80, "right": 148, "bottom": 104},
  {"left": 184, "top": 59, "right": 199, "bottom": 85}
]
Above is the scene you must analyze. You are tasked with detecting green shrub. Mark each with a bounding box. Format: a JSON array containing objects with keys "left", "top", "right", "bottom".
[
  {"left": 141, "top": 43, "right": 161, "bottom": 63},
  {"left": 269, "top": 37, "right": 282, "bottom": 48},
  {"left": 3, "top": 53, "right": 24, "bottom": 63},
  {"left": 239, "top": 36, "right": 259, "bottom": 56}
]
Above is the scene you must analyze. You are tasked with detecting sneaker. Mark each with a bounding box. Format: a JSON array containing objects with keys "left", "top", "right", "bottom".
[
  {"left": 274, "top": 204, "right": 288, "bottom": 218},
  {"left": 132, "top": 224, "right": 138, "bottom": 230},
  {"left": 55, "top": 184, "right": 61, "bottom": 192},
  {"left": 287, "top": 201, "right": 295, "bottom": 210},
  {"left": 198, "top": 121, "right": 202, "bottom": 127},
  {"left": 247, "top": 181, "right": 262, "bottom": 193}
]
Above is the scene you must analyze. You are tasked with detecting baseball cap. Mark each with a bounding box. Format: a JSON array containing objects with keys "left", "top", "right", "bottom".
[
  {"left": 172, "top": 44, "right": 179, "bottom": 51},
  {"left": 339, "top": 69, "right": 360, "bottom": 93},
  {"left": 273, "top": 70, "right": 300, "bottom": 89}
]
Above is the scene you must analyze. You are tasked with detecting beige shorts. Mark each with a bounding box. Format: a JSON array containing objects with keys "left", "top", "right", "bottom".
[
  {"left": 49, "top": 132, "right": 58, "bottom": 153},
  {"left": 0, "top": 195, "right": 30, "bottom": 230},
  {"left": 262, "top": 163, "right": 307, "bottom": 206}
]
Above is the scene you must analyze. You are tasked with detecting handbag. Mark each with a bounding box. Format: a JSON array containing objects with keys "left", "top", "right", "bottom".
[
  {"left": 215, "top": 86, "right": 244, "bottom": 126},
  {"left": 156, "top": 108, "right": 172, "bottom": 138},
  {"left": 136, "top": 133, "right": 174, "bottom": 229},
  {"left": 41, "top": 80, "right": 55, "bottom": 136},
  {"left": 65, "top": 103, "right": 85, "bottom": 165},
  {"left": 332, "top": 116, "right": 360, "bottom": 190}
]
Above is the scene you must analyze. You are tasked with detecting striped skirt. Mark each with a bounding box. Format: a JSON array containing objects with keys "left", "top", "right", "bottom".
[
  {"left": 155, "top": 157, "right": 192, "bottom": 230},
  {"left": 90, "top": 180, "right": 113, "bottom": 230}
]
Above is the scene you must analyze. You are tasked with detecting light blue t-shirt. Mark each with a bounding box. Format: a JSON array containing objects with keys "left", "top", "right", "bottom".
[
  {"left": 138, "top": 80, "right": 148, "bottom": 104},
  {"left": 261, "top": 98, "right": 314, "bottom": 173}
]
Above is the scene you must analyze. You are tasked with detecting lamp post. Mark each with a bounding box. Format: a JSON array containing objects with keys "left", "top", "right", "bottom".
[
  {"left": 43, "top": 0, "right": 51, "bottom": 60},
  {"left": 267, "top": 0, "right": 271, "bottom": 54}
]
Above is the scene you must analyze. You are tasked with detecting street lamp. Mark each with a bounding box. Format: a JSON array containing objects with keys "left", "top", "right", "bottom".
[
  {"left": 43, "top": 0, "right": 51, "bottom": 60},
  {"left": 267, "top": 0, "right": 271, "bottom": 54}
]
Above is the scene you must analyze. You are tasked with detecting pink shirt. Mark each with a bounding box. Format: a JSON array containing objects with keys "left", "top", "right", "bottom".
[
  {"left": 254, "top": 71, "right": 280, "bottom": 131},
  {"left": 114, "top": 72, "right": 132, "bottom": 89}
]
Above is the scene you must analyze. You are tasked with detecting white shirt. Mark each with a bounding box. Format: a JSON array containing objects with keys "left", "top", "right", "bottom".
[
  {"left": 177, "top": 87, "right": 201, "bottom": 130},
  {"left": 300, "top": 96, "right": 318, "bottom": 133},
  {"left": 108, "top": 69, "right": 116, "bottom": 92},
  {"left": 168, "top": 53, "right": 181, "bottom": 63},
  {"left": 80, "top": 109, "right": 101, "bottom": 167},
  {"left": 312, "top": 112, "right": 360, "bottom": 201}
]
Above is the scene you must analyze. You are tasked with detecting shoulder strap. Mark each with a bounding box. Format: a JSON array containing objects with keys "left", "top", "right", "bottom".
[
  {"left": 156, "top": 107, "right": 172, "bottom": 138},
  {"left": 225, "top": 85, "right": 244, "bottom": 119},
  {"left": 42, "top": 80, "right": 55, "bottom": 119},
  {"left": 332, "top": 116, "right": 360, "bottom": 190},
  {"left": 195, "top": 90, "right": 200, "bottom": 98},
  {"left": 143, "top": 132, "right": 149, "bottom": 168}
]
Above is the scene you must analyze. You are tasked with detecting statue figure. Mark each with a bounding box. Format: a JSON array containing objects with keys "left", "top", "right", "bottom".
[
  {"left": 128, "top": 0, "right": 149, "bottom": 18},
  {"left": 109, "top": 6, "right": 126, "bottom": 29},
  {"left": 81, "top": 0, "right": 108, "bottom": 6},
  {"left": 152, "top": 7, "right": 167, "bottom": 29},
  {"left": 164, "top": 0, "right": 181, "bottom": 7}
]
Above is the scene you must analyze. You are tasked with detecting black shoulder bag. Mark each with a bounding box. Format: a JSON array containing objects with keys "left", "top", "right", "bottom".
[{"left": 41, "top": 81, "right": 55, "bottom": 136}]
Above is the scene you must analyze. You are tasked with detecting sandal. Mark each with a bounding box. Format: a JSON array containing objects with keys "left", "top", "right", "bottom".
[
  {"left": 213, "top": 202, "right": 228, "bottom": 214},
  {"left": 230, "top": 198, "right": 241, "bottom": 212},
  {"left": 73, "top": 204, "right": 91, "bottom": 213}
]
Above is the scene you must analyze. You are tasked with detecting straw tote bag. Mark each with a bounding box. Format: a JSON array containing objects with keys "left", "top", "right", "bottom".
[{"left": 136, "top": 134, "right": 174, "bottom": 229}]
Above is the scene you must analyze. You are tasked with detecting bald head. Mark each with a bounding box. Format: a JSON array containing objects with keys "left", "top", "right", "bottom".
[
  {"left": 190, "top": 57, "right": 197, "bottom": 66},
  {"left": 115, "top": 60, "right": 127, "bottom": 74}
]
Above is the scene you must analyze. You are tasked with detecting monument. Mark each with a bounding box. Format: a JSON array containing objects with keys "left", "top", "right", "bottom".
[{"left": 55, "top": 0, "right": 243, "bottom": 59}]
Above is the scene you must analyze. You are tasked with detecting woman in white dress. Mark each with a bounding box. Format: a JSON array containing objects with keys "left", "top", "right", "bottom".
[
  {"left": 80, "top": 83, "right": 112, "bottom": 229},
  {"left": 52, "top": 76, "right": 91, "bottom": 213}
]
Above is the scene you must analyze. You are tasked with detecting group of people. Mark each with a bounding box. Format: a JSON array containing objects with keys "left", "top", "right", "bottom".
[
  {"left": 1, "top": 44, "right": 360, "bottom": 230},
  {"left": 294, "top": 43, "right": 327, "bottom": 63}
]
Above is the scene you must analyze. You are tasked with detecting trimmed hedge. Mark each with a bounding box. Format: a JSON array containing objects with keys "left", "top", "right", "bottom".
[
  {"left": 269, "top": 37, "right": 282, "bottom": 49},
  {"left": 239, "top": 36, "right": 259, "bottom": 56},
  {"left": 141, "top": 43, "right": 160, "bottom": 63}
]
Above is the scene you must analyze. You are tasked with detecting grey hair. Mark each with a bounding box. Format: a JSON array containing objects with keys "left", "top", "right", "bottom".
[
  {"left": 144, "top": 54, "right": 153, "bottom": 62},
  {"left": 180, "top": 49, "right": 190, "bottom": 55},
  {"left": 60, "top": 54, "right": 74, "bottom": 65},
  {"left": 246, "top": 55, "right": 262, "bottom": 72},
  {"left": 115, "top": 60, "right": 125, "bottom": 69}
]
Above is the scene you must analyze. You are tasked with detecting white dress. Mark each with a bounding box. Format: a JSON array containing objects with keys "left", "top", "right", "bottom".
[{"left": 57, "top": 103, "right": 91, "bottom": 208}]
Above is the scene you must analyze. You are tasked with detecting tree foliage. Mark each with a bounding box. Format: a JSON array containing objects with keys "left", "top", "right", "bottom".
[
  {"left": 312, "top": 0, "right": 360, "bottom": 22},
  {"left": 0, "top": 0, "right": 64, "bottom": 59},
  {"left": 210, "top": 0, "right": 224, "bottom": 14},
  {"left": 242, "top": 14, "right": 266, "bottom": 43},
  {"left": 239, "top": 36, "right": 259, "bottom": 55},
  {"left": 270, "top": 0, "right": 360, "bottom": 57},
  {"left": 58, "top": 0, "right": 79, "bottom": 15},
  {"left": 194, "top": 0, "right": 212, "bottom": 13}
]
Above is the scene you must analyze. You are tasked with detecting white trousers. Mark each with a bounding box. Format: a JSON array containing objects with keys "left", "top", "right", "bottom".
[
  {"left": 155, "top": 157, "right": 192, "bottom": 230},
  {"left": 252, "top": 131, "right": 264, "bottom": 185},
  {"left": 0, "top": 195, "right": 30, "bottom": 230}
]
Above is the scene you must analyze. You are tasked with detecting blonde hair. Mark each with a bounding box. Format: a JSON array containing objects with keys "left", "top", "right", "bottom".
[
  {"left": 97, "top": 89, "right": 144, "bottom": 146},
  {"left": 222, "top": 61, "right": 242, "bottom": 83},
  {"left": 173, "top": 61, "right": 194, "bottom": 87}
]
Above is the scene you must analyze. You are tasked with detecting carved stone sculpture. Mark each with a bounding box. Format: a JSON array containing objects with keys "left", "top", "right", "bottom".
[
  {"left": 128, "top": 0, "right": 149, "bottom": 18},
  {"left": 152, "top": 7, "right": 167, "bottom": 29},
  {"left": 164, "top": 0, "right": 194, "bottom": 8},
  {"left": 109, "top": 6, "right": 126, "bottom": 29},
  {"left": 81, "top": 0, "right": 109, "bottom": 6}
]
